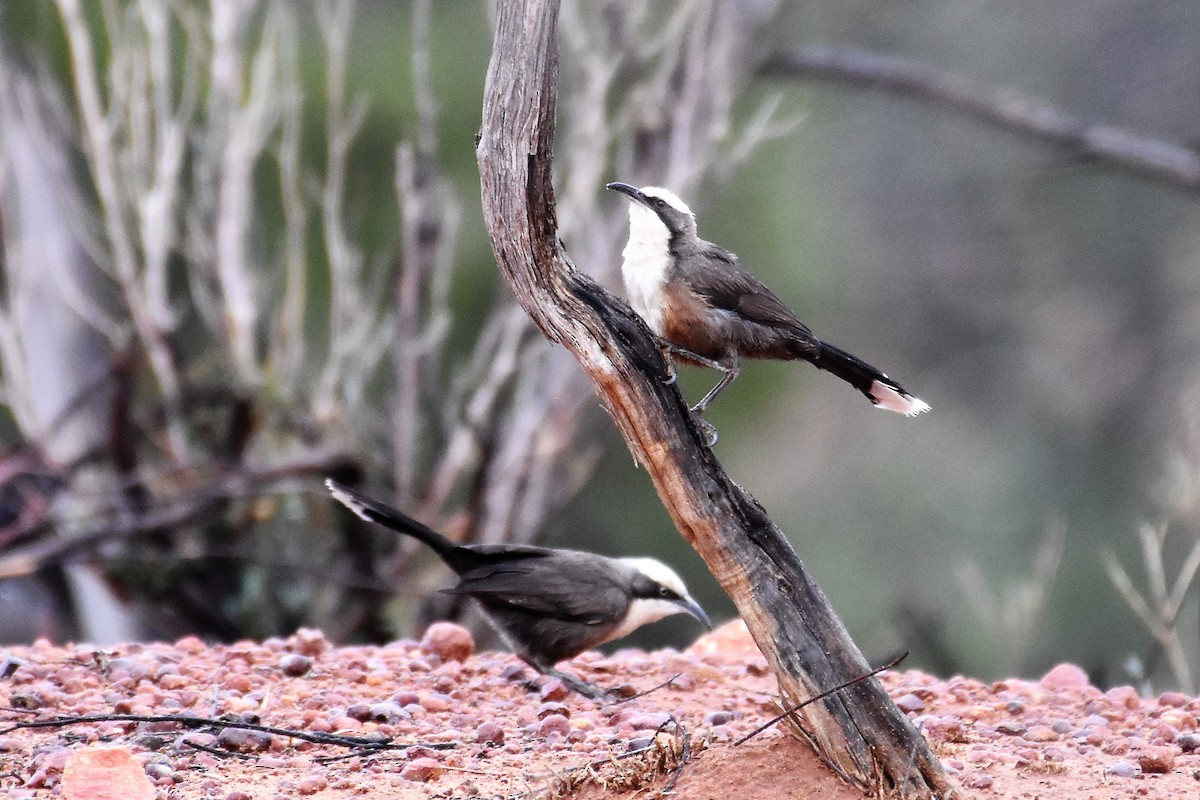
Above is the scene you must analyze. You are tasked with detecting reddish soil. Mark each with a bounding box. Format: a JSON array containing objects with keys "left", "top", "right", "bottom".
[{"left": 1, "top": 620, "right": 1197, "bottom": 799}]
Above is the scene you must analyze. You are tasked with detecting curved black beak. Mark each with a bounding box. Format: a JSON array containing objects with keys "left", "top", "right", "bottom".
[
  {"left": 674, "top": 595, "right": 713, "bottom": 630},
  {"left": 606, "top": 181, "right": 646, "bottom": 205}
]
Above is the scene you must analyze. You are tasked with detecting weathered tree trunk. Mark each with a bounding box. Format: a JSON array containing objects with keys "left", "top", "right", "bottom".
[{"left": 475, "top": 1, "right": 960, "bottom": 797}]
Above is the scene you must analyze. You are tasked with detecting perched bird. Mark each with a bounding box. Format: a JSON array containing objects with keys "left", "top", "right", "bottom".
[
  {"left": 325, "top": 479, "right": 711, "bottom": 698},
  {"left": 607, "top": 181, "right": 930, "bottom": 421}
]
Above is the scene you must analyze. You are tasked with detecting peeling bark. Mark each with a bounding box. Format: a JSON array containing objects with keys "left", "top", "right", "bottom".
[{"left": 475, "top": 1, "right": 960, "bottom": 797}]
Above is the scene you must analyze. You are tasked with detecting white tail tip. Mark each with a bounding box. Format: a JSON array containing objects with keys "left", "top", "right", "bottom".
[
  {"left": 325, "top": 479, "right": 372, "bottom": 521},
  {"left": 870, "top": 381, "right": 931, "bottom": 417}
]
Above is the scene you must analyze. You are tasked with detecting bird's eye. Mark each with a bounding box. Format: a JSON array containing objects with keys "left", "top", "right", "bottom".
[{"left": 658, "top": 586, "right": 673, "bottom": 598}]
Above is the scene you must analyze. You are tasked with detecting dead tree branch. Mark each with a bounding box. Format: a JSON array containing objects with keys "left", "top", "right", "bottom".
[
  {"left": 763, "top": 46, "right": 1200, "bottom": 192},
  {"left": 476, "top": 1, "right": 959, "bottom": 797}
]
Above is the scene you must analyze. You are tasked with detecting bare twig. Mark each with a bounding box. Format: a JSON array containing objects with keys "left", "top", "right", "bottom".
[
  {"left": 314, "top": 0, "right": 386, "bottom": 419},
  {"left": 392, "top": 0, "right": 458, "bottom": 508},
  {"left": 735, "top": 651, "right": 909, "bottom": 746},
  {"left": 954, "top": 518, "right": 1066, "bottom": 675},
  {"left": 1103, "top": 522, "right": 1200, "bottom": 693},
  {"left": 763, "top": 46, "right": 1200, "bottom": 192},
  {"left": 54, "top": 0, "right": 188, "bottom": 457},
  {"left": 0, "top": 709, "right": 454, "bottom": 752}
]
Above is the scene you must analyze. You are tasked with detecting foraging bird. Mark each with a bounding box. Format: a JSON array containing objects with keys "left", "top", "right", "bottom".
[
  {"left": 325, "top": 479, "right": 711, "bottom": 698},
  {"left": 607, "top": 181, "right": 930, "bottom": 420}
]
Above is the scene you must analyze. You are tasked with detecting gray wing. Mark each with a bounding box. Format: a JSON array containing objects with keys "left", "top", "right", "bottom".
[
  {"left": 447, "top": 554, "right": 629, "bottom": 624},
  {"left": 683, "top": 245, "right": 814, "bottom": 336}
]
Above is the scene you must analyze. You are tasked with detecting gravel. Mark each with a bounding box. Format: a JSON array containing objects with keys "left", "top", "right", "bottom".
[{"left": 3, "top": 622, "right": 1200, "bottom": 799}]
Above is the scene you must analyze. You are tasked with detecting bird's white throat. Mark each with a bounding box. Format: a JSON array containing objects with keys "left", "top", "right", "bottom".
[
  {"left": 604, "top": 597, "right": 689, "bottom": 643},
  {"left": 620, "top": 203, "right": 672, "bottom": 335}
]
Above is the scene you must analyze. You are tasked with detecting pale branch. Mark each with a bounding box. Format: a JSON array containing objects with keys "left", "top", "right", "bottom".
[
  {"left": 476, "top": 1, "right": 959, "bottom": 797},
  {"left": 763, "top": 46, "right": 1200, "bottom": 192},
  {"left": 55, "top": 0, "right": 189, "bottom": 458},
  {"left": 393, "top": 143, "right": 427, "bottom": 508}
]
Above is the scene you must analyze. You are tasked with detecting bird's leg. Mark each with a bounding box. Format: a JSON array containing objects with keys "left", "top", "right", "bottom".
[
  {"left": 538, "top": 665, "right": 614, "bottom": 702},
  {"left": 661, "top": 341, "right": 728, "bottom": 374},
  {"left": 660, "top": 342, "right": 740, "bottom": 412},
  {"left": 690, "top": 356, "right": 740, "bottom": 415}
]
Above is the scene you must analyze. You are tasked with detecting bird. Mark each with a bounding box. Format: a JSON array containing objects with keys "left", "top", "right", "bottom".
[
  {"left": 607, "top": 181, "right": 930, "bottom": 423},
  {"left": 325, "top": 479, "right": 711, "bottom": 699}
]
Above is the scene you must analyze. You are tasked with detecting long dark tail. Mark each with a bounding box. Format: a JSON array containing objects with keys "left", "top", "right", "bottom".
[
  {"left": 807, "top": 340, "right": 930, "bottom": 416},
  {"left": 325, "top": 479, "right": 457, "bottom": 558}
]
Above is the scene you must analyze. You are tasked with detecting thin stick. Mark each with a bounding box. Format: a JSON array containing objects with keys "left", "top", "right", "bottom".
[
  {"left": 735, "top": 651, "right": 909, "bottom": 746},
  {"left": 0, "top": 710, "right": 454, "bottom": 752}
]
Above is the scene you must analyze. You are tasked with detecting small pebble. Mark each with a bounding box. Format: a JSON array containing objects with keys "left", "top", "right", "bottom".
[
  {"left": 536, "top": 702, "right": 569, "bottom": 719},
  {"left": 1179, "top": 734, "right": 1200, "bottom": 753},
  {"left": 626, "top": 736, "right": 655, "bottom": 751},
  {"left": 538, "top": 714, "right": 571, "bottom": 738},
  {"left": 224, "top": 792, "right": 252, "bottom": 800},
  {"left": 419, "top": 693, "right": 452, "bottom": 713},
  {"left": 961, "top": 774, "right": 994, "bottom": 790},
  {"left": 627, "top": 712, "right": 672, "bottom": 731},
  {"left": 895, "top": 693, "right": 925, "bottom": 713},
  {"left": 216, "top": 728, "right": 273, "bottom": 753},
  {"left": 475, "top": 721, "right": 505, "bottom": 744},
  {"left": 705, "top": 710, "right": 734, "bottom": 726},
  {"left": 345, "top": 704, "right": 372, "bottom": 722},
  {"left": 295, "top": 775, "right": 328, "bottom": 795},
  {"left": 1026, "top": 725, "right": 1058, "bottom": 742},
  {"left": 1159, "top": 691, "right": 1189, "bottom": 708},
  {"left": 419, "top": 623, "right": 474, "bottom": 663},
  {"left": 996, "top": 721, "right": 1027, "bottom": 736},
  {"left": 1043, "top": 746, "right": 1071, "bottom": 761},
  {"left": 278, "top": 654, "right": 313, "bottom": 677},
  {"left": 539, "top": 679, "right": 569, "bottom": 702},
  {"left": 291, "top": 628, "right": 329, "bottom": 656},
  {"left": 1105, "top": 686, "right": 1140, "bottom": 709},
  {"left": 400, "top": 757, "right": 442, "bottom": 783},
  {"left": 1107, "top": 760, "right": 1137, "bottom": 777},
  {"left": 144, "top": 762, "right": 174, "bottom": 782},
  {"left": 1137, "top": 747, "right": 1175, "bottom": 774},
  {"left": 1040, "top": 663, "right": 1089, "bottom": 690},
  {"left": 499, "top": 664, "right": 528, "bottom": 681},
  {"left": 367, "top": 701, "right": 409, "bottom": 723}
]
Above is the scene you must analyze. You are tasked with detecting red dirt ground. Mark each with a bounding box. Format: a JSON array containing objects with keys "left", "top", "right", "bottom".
[{"left": 2, "top": 620, "right": 1198, "bottom": 798}]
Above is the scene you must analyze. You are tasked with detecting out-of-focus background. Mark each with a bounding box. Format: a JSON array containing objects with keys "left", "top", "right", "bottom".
[{"left": 2, "top": 0, "right": 1200, "bottom": 692}]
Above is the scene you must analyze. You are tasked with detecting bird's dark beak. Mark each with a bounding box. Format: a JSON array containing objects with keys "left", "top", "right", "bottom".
[
  {"left": 606, "top": 181, "right": 646, "bottom": 205},
  {"left": 674, "top": 595, "right": 713, "bottom": 630}
]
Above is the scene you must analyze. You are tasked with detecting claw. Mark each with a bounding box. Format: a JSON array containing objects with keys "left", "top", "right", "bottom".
[
  {"left": 691, "top": 414, "right": 719, "bottom": 447},
  {"left": 661, "top": 347, "right": 678, "bottom": 385}
]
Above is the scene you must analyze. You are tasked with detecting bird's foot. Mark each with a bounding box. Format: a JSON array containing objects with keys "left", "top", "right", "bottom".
[
  {"left": 660, "top": 347, "right": 678, "bottom": 385},
  {"left": 689, "top": 411, "right": 719, "bottom": 447},
  {"left": 541, "top": 667, "right": 617, "bottom": 702}
]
